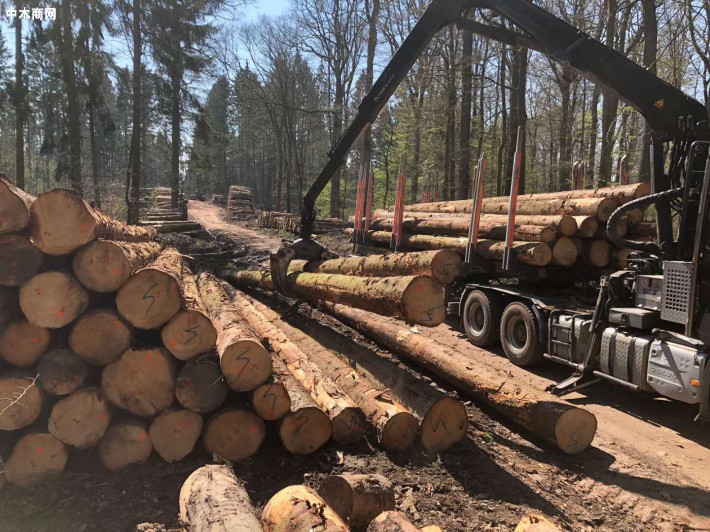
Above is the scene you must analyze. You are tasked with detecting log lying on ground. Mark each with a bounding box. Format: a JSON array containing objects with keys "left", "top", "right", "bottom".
[
  {"left": 68, "top": 309, "right": 132, "bottom": 366},
  {"left": 37, "top": 349, "right": 89, "bottom": 396},
  {"left": 238, "top": 308, "right": 418, "bottom": 452},
  {"left": 197, "top": 272, "right": 272, "bottom": 391},
  {"left": 149, "top": 408, "right": 203, "bottom": 462},
  {"left": 161, "top": 271, "right": 217, "bottom": 360},
  {"left": 20, "top": 271, "right": 89, "bottom": 328},
  {"left": 551, "top": 237, "right": 578, "bottom": 266},
  {"left": 0, "top": 376, "right": 43, "bottom": 430},
  {"left": 175, "top": 360, "right": 229, "bottom": 414},
  {"left": 203, "top": 408, "right": 266, "bottom": 462},
  {"left": 48, "top": 387, "right": 111, "bottom": 448},
  {"left": 116, "top": 249, "right": 185, "bottom": 329},
  {"left": 318, "top": 474, "right": 395, "bottom": 530},
  {"left": 250, "top": 377, "right": 291, "bottom": 421},
  {"left": 325, "top": 305, "right": 597, "bottom": 454},
  {"left": 30, "top": 188, "right": 156, "bottom": 255},
  {"left": 290, "top": 249, "right": 463, "bottom": 285},
  {"left": 271, "top": 357, "right": 332, "bottom": 454},
  {"left": 72, "top": 240, "right": 162, "bottom": 292},
  {"left": 0, "top": 318, "right": 50, "bottom": 367},
  {"left": 262, "top": 485, "right": 348, "bottom": 532},
  {"left": 367, "top": 511, "right": 420, "bottom": 532},
  {"left": 179, "top": 465, "right": 263, "bottom": 532},
  {"left": 0, "top": 286, "right": 18, "bottom": 329},
  {"left": 299, "top": 315, "right": 468, "bottom": 453},
  {"left": 0, "top": 177, "right": 34, "bottom": 234},
  {"left": 0, "top": 234, "right": 46, "bottom": 286},
  {"left": 3, "top": 433, "right": 68, "bottom": 486},
  {"left": 229, "top": 290, "right": 365, "bottom": 444},
  {"left": 98, "top": 422, "right": 153, "bottom": 471},
  {"left": 102, "top": 347, "right": 176, "bottom": 416}
]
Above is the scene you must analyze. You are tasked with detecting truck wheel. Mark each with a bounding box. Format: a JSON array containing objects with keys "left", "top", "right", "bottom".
[
  {"left": 500, "top": 301, "right": 544, "bottom": 366},
  {"left": 462, "top": 290, "right": 502, "bottom": 347}
]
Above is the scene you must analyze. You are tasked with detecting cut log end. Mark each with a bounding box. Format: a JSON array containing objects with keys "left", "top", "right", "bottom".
[
  {"left": 421, "top": 397, "right": 469, "bottom": 452},
  {"left": 37, "top": 349, "right": 89, "bottom": 396},
  {"left": 251, "top": 381, "right": 291, "bottom": 421},
  {"left": 366, "top": 511, "right": 419, "bottom": 532},
  {"left": 262, "top": 485, "right": 348, "bottom": 532},
  {"left": 30, "top": 189, "right": 98, "bottom": 254},
  {"left": 116, "top": 269, "right": 183, "bottom": 329},
  {"left": 279, "top": 407, "right": 332, "bottom": 454},
  {"left": 331, "top": 408, "right": 367, "bottom": 445},
  {"left": 203, "top": 409, "right": 265, "bottom": 462},
  {"left": 0, "top": 377, "right": 43, "bottom": 430},
  {"left": 0, "top": 319, "right": 50, "bottom": 367},
  {"left": 0, "top": 177, "right": 32, "bottom": 234},
  {"left": 574, "top": 216, "right": 599, "bottom": 239},
  {"left": 3, "top": 433, "right": 68, "bottom": 486},
  {"left": 69, "top": 309, "right": 132, "bottom": 366},
  {"left": 551, "top": 238, "right": 578, "bottom": 267},
  {"left": 149, "top": 409, "right": 203, "bottom": 462},
  {"left": 380, "top": 412, "right": 419, "bottom": 452},
  {"left": 161, "top": 309, "right": 217, "bottom": 361},
  {"left": 554, "top": 407, "right": 598, "bottom": 455},
  {"left": 401, "top": 275, "right": 446, "bottom": 327},
  {"left": 515, "top": 513, "right": 563, "bottom": 532},
  {"left": 220, "top": 339, "right": 272, "bottom": 392},
  {"left": 318, "top": 474, "right": 395, "bottom": 530},
  {"left": 48, "top": 388, "right": 111, "bottom": 448},
  {"left": 0, "top": 235, "right": 45, "bottom": 287},
  {"left": 20, "top": 271, "right": 89, "bottom": 328},
  {"left": 98, "top": 423, "right": 153, "bottom": 471},
  {"left": 175, "top": 360, "right": 229, "bottom": 414}
]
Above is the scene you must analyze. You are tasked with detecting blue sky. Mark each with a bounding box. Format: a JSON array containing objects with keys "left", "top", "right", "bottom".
[{"left": 244, "top": 0, "right": 290, "bottom": 20}]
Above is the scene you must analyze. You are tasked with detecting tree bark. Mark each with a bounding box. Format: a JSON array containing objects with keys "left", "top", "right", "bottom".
[
  {"left": 639, "top": 0, "right": 658, "bottom": 182},
  {"left": 458, "top": 28, "right": 473, "bottom": 199},
  {"left": 116, "top": 249, "right": 184, "bottom": 329},
  {"left": 161, "top": 271, "right": 217, "bottom": 360},
  {"left": 175, "top": 359, "right": 229, "bottom": 414},
  {"left": 261, "top": 486, "right": 348, "bottom": 532},
  {"left": 14, "top": 17, "right": 25, "bottom": 190},
  {"left": 179, "top": 465, "right": 263, "bottom": 532},
  {"left": 48, "top": 387, "right": 111, "bottom": 448},
  {"left": 170, "top": 70, "right": 182, "bottom": 208},
  {"left": 599, "top": 0, "right": 619, "bottom": 185},
  {"left": 0, "top": 175, "right": 33, "bottom": 234},
  {"left": 230, "top": 290, "right": 365, "bottom": 445},
  {"left": 318, "top": 474, "right": 395, "bottom": 530},
  {"left": 98, "top": 422, "right": 152, "bottom": 471},
  {"left": 31, "top": 189, "right": 156, "bottom": 255},
  {"left": 101, "top": 347, "right": 176, "bottom": 416},
  {"left": 60, "top": 0, "right": 82, "bottom": 193},
  {"left": 0, "top": 234, "right": 46, "bottom": 287},
  {"left": 0, "top": 319, "right": 50, "bottom": 367},
  {"left": 203, "top": 408, "right": 266, "bottom": 462},
  {"left": 72, "top": 240, "right": 162, "bottom": 293},
  {"left": 126, "top": 0, "right": 141, "bottom": 226},
  {"left": 196, "top": 272, "right": 272, "bottom": 392},
  {"left": 3, "top": 433, "right": 67, "bottom": 486},
  {"left": 149, "top": 408, "right": 203, "bottom": 462},
  {"left": 68, "top": 309, "right": 132, "bottom": 366}
]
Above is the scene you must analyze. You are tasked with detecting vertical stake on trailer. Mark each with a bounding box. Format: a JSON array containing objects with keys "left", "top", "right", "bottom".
[
  {"left": 352, "top": 164, "right": 365, "bottom": 248},
  {"left": 363, "top": 161, "right": 375, "bottom": 244},
  {"left": 503, "top": 127, "right": 523, "bottom": 271},
  {"left": 619, "top": 155, "right": 629, "bottom": 185},
  {"left": 391, "top": 153, "right": 407, "bottom": 251},
  {"left": 466, "top": 155, "right": 487, "bottom": 263}
]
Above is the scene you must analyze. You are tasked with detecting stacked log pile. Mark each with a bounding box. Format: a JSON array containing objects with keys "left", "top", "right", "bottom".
[
  {"left": 226, "top": 185, "right": 255, "bottom": 220},
  {"left": 352, "top": 183, "right": 651, "bottom": 271},
  {"left": 138, "top": 186, "right": 188, "bottom": 227},
  {"left": 256, "top": 210, "right": 348, "bottom": 234}
]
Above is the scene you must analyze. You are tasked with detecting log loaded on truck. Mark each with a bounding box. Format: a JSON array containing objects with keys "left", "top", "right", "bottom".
[{"left": 269, "top": 0, "right": 710, "bottom": 420}]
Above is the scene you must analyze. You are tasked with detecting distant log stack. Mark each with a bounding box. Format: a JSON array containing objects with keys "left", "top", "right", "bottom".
[
  {"left": 138, "top": 186, "right": 188, "bottom": 225},
  {"left": 356, "top": 183, "right": 651, "bottom": 274},
  {"left": 257, "top": 210, "right": 347, "bottom": 234},
  {"left": 226, "top": 186, "right": 255, "bottom": 221}
]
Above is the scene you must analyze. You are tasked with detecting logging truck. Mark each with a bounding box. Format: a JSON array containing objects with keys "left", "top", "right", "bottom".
[{"left": 268, "top": 0, "right": 710, "bottom": 419}]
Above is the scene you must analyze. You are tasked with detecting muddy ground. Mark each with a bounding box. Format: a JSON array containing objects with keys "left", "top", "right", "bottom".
[{"left": 1, "top": 200, "right": 708, "bottom": 532}]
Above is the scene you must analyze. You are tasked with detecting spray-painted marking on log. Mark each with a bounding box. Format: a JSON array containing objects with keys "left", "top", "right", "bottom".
[
  {"left": 420, "top": 304, "right": 445, "bottom": 323},
  {"left": 183, "top": 325, "right": 199, "bottom": 345},
  {"left": 336, "top": 414, "right": 362, "bottom": 433},
  {"left": 142, "top": 282, "right": 159, "bottom": 315},
  {"left": 429, "top": 412, "right": 450, "bottom": 435},
  {"left": 293, "top": 412, "right": 310, "bottom": 439},
  {"left": 261, "top": 383, "right": 279, "bottom": 417},
  {"left": 398, "top": 420, "right": 417, "bottom": 438},
  {"left": 235, "top": 348, "right": 251, "bottom": 379}
]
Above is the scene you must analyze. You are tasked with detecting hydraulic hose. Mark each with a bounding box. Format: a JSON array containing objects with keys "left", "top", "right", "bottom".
[{"left": 605, "top": 187, "right": 684, "bottom": 254}]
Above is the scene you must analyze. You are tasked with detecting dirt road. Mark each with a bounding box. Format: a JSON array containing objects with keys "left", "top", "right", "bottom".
[{"left": 191, "top": 200, "right": 710, "bottom": 530}]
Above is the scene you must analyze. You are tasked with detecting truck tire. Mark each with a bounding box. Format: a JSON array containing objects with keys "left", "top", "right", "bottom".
[
  {"left": 462, "top": 290, "right": 502, "bottom": 347},
  {"left": 500, "top": 301, "right": 544, "bottom": 366}
]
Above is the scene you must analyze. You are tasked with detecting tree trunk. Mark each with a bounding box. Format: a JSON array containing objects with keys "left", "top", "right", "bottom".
[
  {"left": 639, "top": 0, "right": 657, "bottom": 182},
  {"left": 48, "top": 387, "right": 111, "bottom": 448},
  {"left": 31, "top": 188, "right": 156, "bottom": 255},
  {"left": 0, "top": 175, "right": 33, "bottom": 234},
  {"left": 68, "top": 309, "right": 132, "bottom": 366},
  {"left": 261, "top": 486, "right": 348, "bottom": 532},
  {"left": 149, "top": 408, "right": 203, "bottom": 462},
  {"left": 599, "top": 0, "right": 618, "bottom": 185},
  {"left": 175, "top": 359, "right": 229, "bottom": 414},
  {"left": 203, "top": 408, "right": 265, "bottom": 462},
  {"left": 14, "top": 17, "right": 25, "bottom": 190},
  {"left": 458, "top": 28, "right": 473, "bottom": 199},
  {"left": 3, "top": 433, "right": 67, "bottom": 486},
  {"left": 161, "top": 271, "right": 217, "bottom": 361},
  {"left": 61, "top": 0, "right": 82, "bottom": 193},
  {"left": 170, "top": 70, "right": 182, "bottom": 208},
  {"left": 98, "top": 422, "right": 152, "bottom": 471},
  {"left": 37, "top": 348, "right": 89, "bottom": 396},
  {"left": 0, "top": 234, "right": 46, "bottom": 287},
  {"left": 179, "top": 465, "right": 263, "bottom": 532},
  {"left": 101, "top": 347, "right": 176, "bottom": 416},
  {"left": 318, "top": 474, "right": 395, "bottom": 530},
  {"left": 0, "top": 319, "right": 50, "bottom": 367},
  {"left": 72, "top": 240, "right": 162, "bottom": 293},
  {"left": 116, "top": 249, "right": 184, "bottom": 329},
  {"left": 229, "top": 290, "right": 365, "bottom": 445},
  {"left": 289, "top": 250, "right": 463, "bottom": 285},
  {"left": 367, "top": 511, "right": 419, "bottom": 532},
  {"left": 88, "top": 91, "right": 102, "bottom": 208},
  {"left": 20, "top": 271, "right": 89, "bottom": 329},
  {"left": 326, "top": 305, "right": 597, "bottom": 454},
  {"left": 126, "top": 0, "right": 142, "bottom": 225},
  {"left": 0, "top": 375, "right": 43, "bottom": 430},
  {"left": 196, "top": 272, "right": 272, "bottom": 392},
  {"left": 587, "top": 87, "right": 600, "bottom": 185},
  {"left": 331, "top": 82, "right": 344, "bottom": 218}
]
